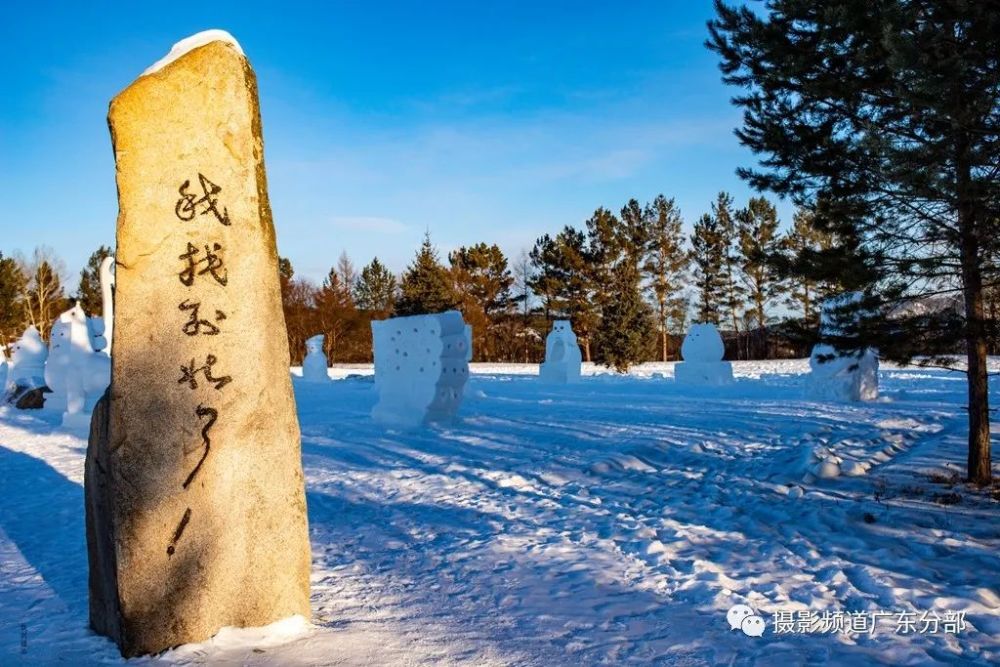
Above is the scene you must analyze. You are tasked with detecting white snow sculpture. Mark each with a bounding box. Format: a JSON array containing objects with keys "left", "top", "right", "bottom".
[
  {"left": 371, "top": 310, "right": 469, "bottom": 426},
  {"left": 674, "top": 323, "right": 733, "bottom": 386},
  {"left": 44, "top": 303, "right": 111, "bottom": 424},
  {"left": 464, "top": 324, "right": 473, "bottom": 362},
  {"left": 301, "top": 334, "right": 329, "bottom": 382},
  {"left": 807, "top": 293, "right": 878, "bottom": 401},
  {"left": 89, "top": 256, "right": 116, "bottom": 355},
  {"left": 5, "top": 326, "right": 47, "bottom": 396},
  {"left": 539, "top": 320, "right": 582, "bottom": 383}
]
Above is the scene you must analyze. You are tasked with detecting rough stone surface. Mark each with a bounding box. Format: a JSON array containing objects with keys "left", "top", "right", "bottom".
[
  {"left": 85, "top": 38, "right": 310, "bottom": 657},
  {"left": 12, "top": 386, "right": 47, "bottom": 409}
]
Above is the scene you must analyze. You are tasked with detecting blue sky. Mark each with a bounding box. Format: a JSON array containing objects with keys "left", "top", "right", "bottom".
[{"left": 0, "top": 1, "right": 791, "bottom": 284}]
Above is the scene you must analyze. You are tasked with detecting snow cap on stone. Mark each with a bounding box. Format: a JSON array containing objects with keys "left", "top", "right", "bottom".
[{"left": 142, "top": 29, "right": 244, "bottom": 76}]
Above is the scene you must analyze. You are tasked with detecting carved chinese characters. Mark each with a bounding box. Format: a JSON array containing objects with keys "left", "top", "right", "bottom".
[{"left": 84, "top": 34, "right": 311, "bottom": 657}]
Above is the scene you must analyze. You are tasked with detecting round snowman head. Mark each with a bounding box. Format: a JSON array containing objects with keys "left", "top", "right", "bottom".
[
  {"left": 549, "top": 320, "right": 575, "bottom": 341},
  {"left": 306, "top": 334, "right": 324, "bottom": 355},
  {"left": 681, "top": 323, "right": 725, "bottom": 362},
  {"left": 13, "top": 326, "right": 45, "bottom": 365}
]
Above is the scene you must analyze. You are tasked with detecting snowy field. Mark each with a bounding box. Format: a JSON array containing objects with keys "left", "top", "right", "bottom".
[{"left": 1, "top": 360, "right": 999, "bottom": 665}]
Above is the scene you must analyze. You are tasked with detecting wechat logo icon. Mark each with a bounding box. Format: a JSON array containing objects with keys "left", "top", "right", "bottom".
[{"left": 727, "top": 603, "right": 766, "bottom": 637}]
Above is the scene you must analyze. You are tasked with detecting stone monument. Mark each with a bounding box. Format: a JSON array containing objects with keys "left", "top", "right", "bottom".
[
  {"left": 539, "top": 320, "right": 582, "bottom": 383},
  {"left": 85, "top": 30, "right": 311, "bottom": 657}
]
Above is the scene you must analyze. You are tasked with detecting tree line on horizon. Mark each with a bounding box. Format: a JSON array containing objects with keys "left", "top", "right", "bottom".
[
  {"left": 1, "top": 191, "right": 951, "bottom": 371},
  {"left": 264, "top": 191, "right": 869, "bottom": 370}
]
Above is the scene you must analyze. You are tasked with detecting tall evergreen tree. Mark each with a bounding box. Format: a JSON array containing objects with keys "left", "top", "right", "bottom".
[
  {"left": 77, "top": 245, "right": 113, "bottom": 316},
  {"left": 0, "top": 252, "right": 26, "bottom": 348},
  {"left": 591, "top": 200, "right": 653, "bottom": 370},
  {"left": 529, "top": 227, "right": 595, "bottom": 358},
  {"left": 642, "top": 195, "right": 689, "bottom": 361},
  {"left": 710, "top": 0, "right": 1000, "bottom": 483},
  {"left": 528, "top": 234, "right": 561, "bottom": 320},
  {"left": 736, "top": 196, "right": 783, "bottom": 330},
  {"left": 555, "top": 226, "right": 596, "bottom": 360},
  {"left": 449, "top": 243, "right": 514, "bottom": 317},
  {"left": 354, "top": 257, "right": 397, "bottom": 315},
  {"left": 780, "top": 209, "right": 836, "bottom": 326},
  {"left": 449, "top": 243, "right": 515, "bottom": 361},
  {"left": 593, "top": 261, "right": 654, "bottom": 372},
  {"left": 396, "top": 232, "right": 456, "bottom": 316},
  {"left": 584, "top": 207, "right": 621, "bottom": 312},
  {"left": 315, "top": 265, "right": 358, "bottom": 362},
  {"left": 689, "top": 213, "right": 726, "bottom": 325},
  {"left": 713, "top": 192, "right": 744, "bottom": 337}
]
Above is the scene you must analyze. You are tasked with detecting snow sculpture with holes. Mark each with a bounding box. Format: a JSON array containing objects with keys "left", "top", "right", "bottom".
[
  {"left": 539, "top": 320, "right": 582, "bottom": 383},
  {"left": 674, "top": 323, "right": 733, "bottom": 386},
  {"left": 371, "top": 310, "right": 470, "bottom": 426},
  {"left": 807, "top": 293, "right": 879, "bottom": 401},
  {"left": 301, "top": 334, "right": 329, "bottom": 382}
]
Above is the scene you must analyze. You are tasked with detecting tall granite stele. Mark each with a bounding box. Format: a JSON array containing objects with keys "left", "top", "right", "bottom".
[{"left": 85, "top": 30, "right": 311, "bottom": 657}]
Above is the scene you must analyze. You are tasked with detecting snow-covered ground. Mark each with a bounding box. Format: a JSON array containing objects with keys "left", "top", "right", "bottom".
[{"left": 1, "top": 360, "right": 998, "bottom": 665}]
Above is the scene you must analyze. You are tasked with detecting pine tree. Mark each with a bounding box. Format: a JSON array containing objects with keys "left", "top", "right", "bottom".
[
  {"left": 642, "top": 195, "right": 689, "bottom": 361},
  {"left": 354, "top": 257, "right": 397, "bottom": 315},
  {"left": 736, "top": 196, "right": 782, "bottom": 330},
  {"left": 315, "top": 265, "right": 358, "bottom": 362},
  {"left": 689, "top": 213, "right": 726, "bottom": 325},
  {"left": 396, "top": 232, "right": 456, "bottom": 316},
  {"left": 76, "top": 245, "right": 113, "bottom": 316},
  {"left": 449, "top": 243, "right": 514, "bottom": 361},
  {"left": 780, "top": 209, "right": 836, "bottom": 326},
  {"left": 528, "top": 234, "right": 561, "bottom": 320},
  {"left": 584, "top": 207, "right": 621, "bottom": 313},
  {"left": 590, "top": 200, "right": 653, "bottom": 371},
  {"left": 593, "top": 261, "right": 654, "bottom": 372},
  {"left": 529, "top": 227, "right": 594, "bottom": 358},
  {"left": 709, "top": 0, "right": 1000, "bottom": 483},
  {"left": 0, "top": 252, "right": 26, "bottom": 348},
  {"left": 713, "top": 192, "right": 743, "bottom": 337}
]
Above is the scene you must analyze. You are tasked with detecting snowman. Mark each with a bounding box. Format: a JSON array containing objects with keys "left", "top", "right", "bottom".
[
  {"left": 539, "top": 320, "right": 582, "bottom": 383},
  {"left": 45, "top": 303, "right": 111, "bottom": 424},
  {"left": 301, "top": 334, "right": 329, "bottom": 382},
  {"left": 5, "top": 325, "right": 48, "bottom": 403},
  {"left": 806, "top": 293, "right": 878, "bottom": 401},
  {"left": 674, "top": 323, "right": 734, "bottom": 386}
]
